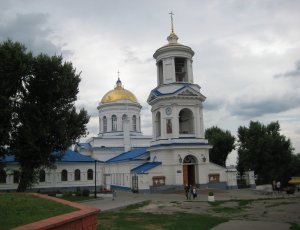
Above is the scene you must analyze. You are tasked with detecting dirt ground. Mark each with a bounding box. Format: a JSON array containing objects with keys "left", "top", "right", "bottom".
[{"left": 138, "top": 195, "right": 300, "bottom": 225}]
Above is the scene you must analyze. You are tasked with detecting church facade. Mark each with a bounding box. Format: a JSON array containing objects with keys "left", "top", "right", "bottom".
[{"left": 0, "top": 24, "right": 239, "bottom": 192}]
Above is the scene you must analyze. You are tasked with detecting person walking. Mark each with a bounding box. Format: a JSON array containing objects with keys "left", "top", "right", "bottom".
[
  {"left": 192, "top": 186, "right": 197, "bottom": 199},
  {"left": 276, "top": 181, "right": 281, "bottom": 194},
  {"left": 184, "top": 184, "right": 189, "bottom": 199},
  {"left": 188, "top": 184, "right": 193, "bottom": 200}
]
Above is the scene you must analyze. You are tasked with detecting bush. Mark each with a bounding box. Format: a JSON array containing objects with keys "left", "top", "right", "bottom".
[
  {"left": 82, "top": 189, "right": 90, "bottom": 197},
  {"left": 208, "top": 191, "right": 214, "bottom": 196},
  {"left": 76, "top": 187, "right": 82, "bottom": 196}
]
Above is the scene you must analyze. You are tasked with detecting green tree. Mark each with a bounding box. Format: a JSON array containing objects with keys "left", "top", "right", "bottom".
[
  {"left": 237, "top": 121, "right": 294, "bottom": 185},
  {"left": 205, "top": 126, "right": 235, "bottom": 167},
  {"left": 0, "top": 40, "right": 32, "bottom": 160},
  {"left": 0, "top": 40, "right": 89, "bottom": 191},
  {"left": 288, "top": 153, "right": 300, "bottom": 177}
]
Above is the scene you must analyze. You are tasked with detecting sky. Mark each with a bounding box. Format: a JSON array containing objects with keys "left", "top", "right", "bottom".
[{"left": 1, "top": 0, "right": 300, "bottom": 165}]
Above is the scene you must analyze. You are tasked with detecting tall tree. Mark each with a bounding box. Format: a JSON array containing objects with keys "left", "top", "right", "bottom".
[
  {"left": 0, "top": 40, "right": 89, "bottom": 191},
  {"left": 237, "top": 121, "right": 294, "bottom": 185},
  {"left": 0, "top": 41, "right": 32, "bottom": 160},
  {"left": 205, "top": 126, "right": 235, "bottom": 167},
  {"left": 288, "top": 153, "right": 300, "bottom": 177}
]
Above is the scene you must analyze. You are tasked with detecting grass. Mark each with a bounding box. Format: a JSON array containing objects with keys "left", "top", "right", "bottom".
[
  {"left": 209, "top": 199, "right": 252, "bottom": 214},
  {"left": 290, "top": 223, "right": 300, "bottom": 230},
  {"left": 0, "top": 193, "right": 77, "bottom": 230},
  {"left": 99, "top": 212, "right": 228, "bottom": 230},
  {"left": 98, "top": 202, "right": 229, "bottom": 230}
]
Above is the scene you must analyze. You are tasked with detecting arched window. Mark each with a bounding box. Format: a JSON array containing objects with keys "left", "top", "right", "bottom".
[
  {"left": 103, "top": 116, "right": 107, "bottom": 132},
  {"left": 155, "top": 112, "right": 161, "bottom": 137},
  {"left": 179, "top": 108, "right": 194, "bottom": 134},
  {"left": 112, "top": 115, "right": 117, "bottom": 131},
  {"left": 87, "top": 169, "right": 93, "bottom": 180},
  {"left": 61, "top": 169, "right": 68, "bottom": 181},
  {"left": 75, "top": 169, "right": 81, "bottom": 181},
  {"left": 139, "top": 116, "right": 141, "bottom": 132},
  {"left": 183, "top": 155, "right": 197, "bottom": 164},
  {"left": 99, "top": 117, "right": 102, "bottom": 132},
  {"left": 39, "top": 170, "right": 46, "bottom": 182},
  {"left": 122, "top": 114, "right": 128, "bottom": 130},
  {"left": 13, "top": 170, "right": 20, "bottom": 184},
  {"left": 0, "top": 169, "right": 6, "bottom": 183},
  {"left": 132, "top": 115, "right": 137, "bottom": 131}
]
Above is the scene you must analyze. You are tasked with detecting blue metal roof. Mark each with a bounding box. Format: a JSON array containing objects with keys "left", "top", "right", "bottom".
[
  {"left": 106, "top": 147, "right": 149, "bottom": 163},
  {"left": 1, "top": 155, "right": 17, "bottom": 163},
  {"left": 131, "top": 162, "right": 161, "bottom": 174},
  {"left": 58, "top": 150, "right": 95, "bottom": 162},
  {"left": 2, "top": 150, "right": 96, "bottom": 164}
]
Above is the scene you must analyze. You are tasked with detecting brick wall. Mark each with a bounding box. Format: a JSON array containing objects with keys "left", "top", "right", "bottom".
[{"left": 13, "top": 193, "right": 100, "bottom": 230}]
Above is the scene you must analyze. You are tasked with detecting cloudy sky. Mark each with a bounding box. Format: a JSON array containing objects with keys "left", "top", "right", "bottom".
[{"left": 1, "top": 0, "right": 299, "bottom": 165}]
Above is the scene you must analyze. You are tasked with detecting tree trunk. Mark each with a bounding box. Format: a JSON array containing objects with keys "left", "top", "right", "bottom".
[{"left": 17, "top": 167, "right": 34, "bottom": 192}]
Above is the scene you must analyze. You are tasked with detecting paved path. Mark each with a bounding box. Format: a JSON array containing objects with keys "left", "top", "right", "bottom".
[
  {"left": 211, "top": 220, "right": 290, "bottom": 230},
  {"left": 82, "top": 189, "right": 297, "bottom": 229}
]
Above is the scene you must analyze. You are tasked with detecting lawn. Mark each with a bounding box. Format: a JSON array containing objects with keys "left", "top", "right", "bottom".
[
  {"left": 0, "top": 193, "right": 77, "bottom": 230},
  {"left": 97, "top": 202, "right": 229, "bottom": 230}
]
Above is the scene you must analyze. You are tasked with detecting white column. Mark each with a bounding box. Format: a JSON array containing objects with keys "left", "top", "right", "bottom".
[{"left": 123, "top": 118, "right": 131, "bottom": 152}]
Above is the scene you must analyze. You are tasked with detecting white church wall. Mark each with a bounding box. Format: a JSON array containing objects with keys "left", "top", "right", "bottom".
[{"left": 0, "top": 162, "right": 100, "bottom": 191}]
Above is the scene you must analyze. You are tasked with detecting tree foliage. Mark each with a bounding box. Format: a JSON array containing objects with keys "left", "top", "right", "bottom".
[
  {"left": 205, "top": 126, "right": 235, "bottom": 167},
  {"left": 237, "top": 121, "right": 294, "bottom": 185},
  {"left": 0, "top": 40, "right": 89, "bottom": 191},
  {"left": 0, "top": 41, "right": 32, "bottom": 160},
  {"left": 288, "top": 153, "right": 300, "bottom": 177}
]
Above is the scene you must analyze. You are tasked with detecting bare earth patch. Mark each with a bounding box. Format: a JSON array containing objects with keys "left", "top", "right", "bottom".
[{"left": 138, "top": 197, "right": 300, "bottom": 224}]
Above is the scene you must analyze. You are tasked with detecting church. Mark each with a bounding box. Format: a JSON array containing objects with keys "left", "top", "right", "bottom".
[{"left": 0, "top": 20, "right": 240, "bottom": 192}]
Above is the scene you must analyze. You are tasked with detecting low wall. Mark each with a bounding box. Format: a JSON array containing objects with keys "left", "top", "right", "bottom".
[{"left": 13, "top": 193, "right": 100, "bottom": 230}]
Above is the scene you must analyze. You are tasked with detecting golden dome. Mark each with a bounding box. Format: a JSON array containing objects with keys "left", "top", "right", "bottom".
[{"left": 101, "top": 78, "right": 138, "bottom": 104}]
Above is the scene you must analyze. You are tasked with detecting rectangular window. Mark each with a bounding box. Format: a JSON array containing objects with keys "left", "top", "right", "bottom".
[
  {"left": 152, "top": 176, "right": 165, "bottom": 186},
  {"left": 209, "top": 174, "right": 220, "bottom": 183}
]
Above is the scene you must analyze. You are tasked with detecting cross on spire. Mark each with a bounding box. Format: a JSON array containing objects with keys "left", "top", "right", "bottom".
[
  {"left": 169, "top": 11, "right": 174, "bottom": 33},
  {"left": 117, "top": 70, "right": 120, "bottom": 79}
]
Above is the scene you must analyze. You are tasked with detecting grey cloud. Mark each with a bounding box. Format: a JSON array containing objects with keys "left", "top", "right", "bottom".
[
  {"left": 274, "top": 60, "right": 300, "bottom": 79},
  {"left": 203, "top": 99, "right": 224, "bottom": 111},
  {"left": 0, "top": 13, "right": 71, "bottom": 56},
  {"left": 76, "top": 101, "right": 98, "bottom": 117},
  {"left": 229, "top": 95, "right": 300, "bottom": 118}
]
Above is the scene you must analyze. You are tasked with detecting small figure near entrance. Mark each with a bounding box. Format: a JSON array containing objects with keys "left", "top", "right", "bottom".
[
  {"left": 112, "top": 190, "right": 116, "bottom": 200},
  {"left": 188, "top": 184, "right": 193, "bottom": 200},
  {"left": 192, "top": 186, "right": 197, "bottom": 199},
  {"left": 272, "top": 180, "right": 276, "bottom": 192},
  {"left": 184, "top": 184, "right": 189, "bottom": 199}
]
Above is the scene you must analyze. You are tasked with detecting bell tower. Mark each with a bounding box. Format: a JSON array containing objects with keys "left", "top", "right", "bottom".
[{"left": 147, "top": 13, "right": 211, "bottom": 187}]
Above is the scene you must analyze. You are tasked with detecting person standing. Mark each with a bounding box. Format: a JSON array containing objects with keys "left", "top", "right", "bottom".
[
  {"left": 188, "top": 184, "right": 193, "bottom": 200},
  {"left": 192, "top": 186, "right": 197, "bottom": 199},
  {"left": 276, "top": 181, "right": 281, "bottom": 194},
  {"left": 184, "top": 184, "right": 189, "bottom": 199}
]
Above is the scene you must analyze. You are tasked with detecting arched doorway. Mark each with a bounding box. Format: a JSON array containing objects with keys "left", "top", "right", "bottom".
[{"left": 182, "top": 155, "right": 197, "bottom": 186}]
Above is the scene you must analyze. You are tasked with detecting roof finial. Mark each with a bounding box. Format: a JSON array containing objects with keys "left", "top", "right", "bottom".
[
  {"left": 169, "top": 11, "right": 174, "bottom": 33},
  {"left": 167, "top": 11, "right": 178, "bottom": 44},
  {"left": 116, "top": 70, "right": 122, "bottom": 88}
]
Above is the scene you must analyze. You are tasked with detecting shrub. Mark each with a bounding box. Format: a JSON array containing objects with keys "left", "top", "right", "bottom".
[
  {"left": 208, "top": 191, "right": 214, "bottom": 196},
  {"left": 76, "top": 187, "right": 82, "bottom": 196},
  {"left": 82, "top": 189, "right": 90, "bottom": 197}
]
